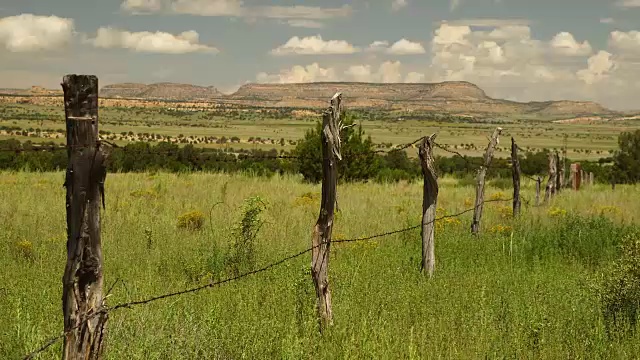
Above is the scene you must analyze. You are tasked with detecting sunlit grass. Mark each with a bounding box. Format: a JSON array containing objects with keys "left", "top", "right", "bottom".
[{"left": 1, "top": 171, "right": 639, "bottom": 358}]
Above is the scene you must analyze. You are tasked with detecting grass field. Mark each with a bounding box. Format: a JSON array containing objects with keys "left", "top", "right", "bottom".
[
  {"left": 2, "top": 102, "right": 640, "bottom": 159},
  {"left": 2, "top": 171, "right": 640, "bottom": 359}
]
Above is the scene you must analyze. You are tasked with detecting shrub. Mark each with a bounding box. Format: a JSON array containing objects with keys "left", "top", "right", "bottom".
[
  {"left": 177, "top": 211, "right": 205, "bottom": 231},
  {"left": 597, "top": 232, "right": 640, "bottom": 337},
  {"left": 227, "top": 196, "right": 266, "bottom": 276}
]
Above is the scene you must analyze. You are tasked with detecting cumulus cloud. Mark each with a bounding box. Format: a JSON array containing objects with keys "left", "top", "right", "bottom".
[
  {"left": 256, "top": 63, "right": 337, "bottom": 83},
  {"left": 121, "top": 0, "right": 163, "bottom": 13},
  {"left": 609, "top": 30, "right": 640, "bottom": 56},
  {"left": 387, "top": 39, "right": 426, "bottom": 55},
  {"left": 433, "top": 24, "right": 471, "bottom": 46},
  {"left": 89, "top": 27, "right": 217, "bottom": 54},
  {"left": 550, "top": 32, "right": 592, "bottom": 56},
  {"left": 0, "top": 14, "right": 74, "bottom": 52},
  {"left": 392, "top": 0, "right": 408, "bottom": 11},
  {"left": 577, "top": 51, "right": 615, "bottom": 84},
  {"left": 270, "top": 35, "right": 358, "bottom": 55},
  {"left": 366, "top": 39, "right": 425, "bottom": 55}
]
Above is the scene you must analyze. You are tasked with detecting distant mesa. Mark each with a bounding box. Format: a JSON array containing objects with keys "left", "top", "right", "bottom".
[
  {"left": 100, "top": 82, "right": 223, "bottom": 101},
  {"left": 0, "top": 81, "right": 613, "bottom": 116}
]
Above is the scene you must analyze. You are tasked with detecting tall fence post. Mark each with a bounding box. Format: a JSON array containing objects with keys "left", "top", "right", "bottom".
[
  {"left": 511, "top": 137, "right": 521, "bottom": 217},
  {"left": 471, "top": 127, "right": 502, "bottom": 235},
  {"left": 419, "top": 134, "right": 438, "bottom": 277},
  {"left": 61, "top": 75, "right": 107, "bottom": 360},
  {"left": 544, "top": 152, "right": 557, "bottom": 202},
  {"left": 535, "top": 176, "right": 542, "bottom": 206},
  {"left": 311, "top": 92, "right": 343, "bottom": 330}
]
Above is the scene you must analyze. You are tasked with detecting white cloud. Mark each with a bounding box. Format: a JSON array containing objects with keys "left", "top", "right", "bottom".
[
  {"left": 609, "top": 30, "right": 640, "bottom": 55},
  {"left": 433, "top": 24, "right": 471, "bottom": 46},
  {"left": 285, "top": 19, "right": 324, "bottom": 28},
  {"left": 256, "top": 63, "right": 337, "bottom": 83},
  {"left": 392, "top": 0, "right": 408, "bottom": 11},
  {"left": 121, "top": 0, "right": 163, "bottom": 13},
  {"left": 600, "top": 18, "right": 614, "bottom": 24},
  {"left": 577, "top": 51, "right": 614, "bottom": 84},
  {"left": 345, "top": 64, "right": 373, "bottom": 82},
  {"left": 270, "top": 35, "right": 358, "bottom": 55},
  {"left": 550, "top": 32, "right": 592, "bottom": 56},
  {"left": 367, "top": 40, "right": 389, "bottom": 52},
  {"left": 171, "top": 0, "right": 243, "bottom": 16},
  {"left": 0, "top": 14, "right": 74, "bottom": 52},
  {"left": 344, "top": 61, "right": 405, "bottom": 82},
  {"left": 120, "top": 0, "right": 352, "bottom": 20},
  {"left": 89, "top": 27, "right": 217, "bottom": 54},
  {"left": 488, "top": 25, "right": 531, "bottom": 40},
  {"left": 444, "top": 18, "right": 531, "bottom": 27},
  {"left": 387, "top": 39, "right": 426, "bottom": 55},
  {"left": 450, "top": 0, "right": 462, "bottom": 11},
  {"left": 616, "top": 0, "right": 640, "bottom": 7},
  {"left": 405, "top": 71, "right": 425, "bottom": 82}
]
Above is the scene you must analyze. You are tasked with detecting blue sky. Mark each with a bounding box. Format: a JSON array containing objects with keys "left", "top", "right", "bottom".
[{"left": 0, "top": 0, "right": 639, "bottom": 109}]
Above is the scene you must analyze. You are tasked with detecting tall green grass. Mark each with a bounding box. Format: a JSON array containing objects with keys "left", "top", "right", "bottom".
[{"left": 1, "top": 172, "right": 639, "bottom": 359}]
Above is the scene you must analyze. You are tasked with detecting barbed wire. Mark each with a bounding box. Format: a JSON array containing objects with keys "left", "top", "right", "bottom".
[{"left": 22, "top": 197, "right": 513, "bottom": 360}]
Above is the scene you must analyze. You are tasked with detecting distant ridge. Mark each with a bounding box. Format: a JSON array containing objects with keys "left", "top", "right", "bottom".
[{"left": 0, "top": 81, "right": 614, "bottom": 116}]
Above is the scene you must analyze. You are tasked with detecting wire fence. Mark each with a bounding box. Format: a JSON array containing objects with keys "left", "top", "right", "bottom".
[{"left": 23, "top": 197, "right": 514, "bottom": 360}]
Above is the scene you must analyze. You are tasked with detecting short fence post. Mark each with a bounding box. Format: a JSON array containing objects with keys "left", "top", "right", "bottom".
[
  {"left": 419, "top": 134, "right": 438, "bottom": 277},
  {"left": 589, "top": 172, "right": 594, "bottom": 186},
  {"left": 511, "top": 138, "right": 521, "bottom": 217},
  {"left": 471, "top": 127, "right": 502, "bottom": 235},
  {"left": 544, "top": 152, "right": 557, "bottom": 202},
  {"left": 311, "top": 92, "right": 343, "bottom": 330},
  {"left": 535, "top": 176, "right": 542, "bottom": 206},
  {"left": 61, "top": 75, "right": 108, "bottom": 360}
]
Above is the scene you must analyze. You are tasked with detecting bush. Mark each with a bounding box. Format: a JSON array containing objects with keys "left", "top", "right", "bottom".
[
  {"left": 177, "top": 211, "right": 205, "bottom": 231},
  {"left": 597, "top": 232, "right": 640, "bottom": 336},
  {"left": 227, "top": 196, "right": 266, "bottom": 276}
]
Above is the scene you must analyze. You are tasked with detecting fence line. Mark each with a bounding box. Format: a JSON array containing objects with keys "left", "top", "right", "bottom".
[{"left": 23, "top": 197, "right": 513, "bottom": 360}]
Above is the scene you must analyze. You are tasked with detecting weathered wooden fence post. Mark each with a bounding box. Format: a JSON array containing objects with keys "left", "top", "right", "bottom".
[
  {"left": 556, "top": 152, "right": 564, "bottom": 192},
  {"left": 511, "top": 138, "right": 521, "bottom": 217},
  {"left": 589, "top": 172, "right": 594, "bottom": 186},
  {"left": 311, "top": 92, "right": 343, "bottom": 330},
  {"left": 535, "top": 176, "right": 542, "bottom": 206},
  {"left": 571, "top": 163, "right": 580, "bottom": 190},
  {"left": 544, "top": 152, "right": 557, "bottom": 202},
  {"left": 471, "top": 127, "right": 502, "bottom": 235},
  {"left": 419, "top": 134, "right": 438, "bottom": 276},
  {"left": 61, "top": 75, "right": 107, "bottom": 360},
  {"left": 581, "top": 170, "right": 587, "bottom": 187}
]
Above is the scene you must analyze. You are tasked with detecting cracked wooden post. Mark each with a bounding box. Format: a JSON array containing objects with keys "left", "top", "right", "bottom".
[
  {"left": 511, "top": 138, "right": 521, "bottom": 217},
  {"left": 471, "top": 127, "right": 502, "bottom": 235},
  {"left": 544, "top": 152, "right": 557, "bottom": 202},
  {"left": 535, "top": 176, "right": 542, "bottom": 207},
  {"left": 311, "top": 92, "right": 343, "bottom": 330},
  {"left": 419, "top": 134, "right": 438, "bottom": 277},
  {"left": 61, "top": 75, "right": 107, "bottom": 360}
]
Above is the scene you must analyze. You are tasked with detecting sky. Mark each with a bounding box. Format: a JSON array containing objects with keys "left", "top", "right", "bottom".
[{"left": 0, "top": 0, "right": 639, "bottom": 110}]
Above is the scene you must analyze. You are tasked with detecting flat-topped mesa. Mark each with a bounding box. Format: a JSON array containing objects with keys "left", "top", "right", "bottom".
[
  {"left": 230, "top": 81, "right": 489, "bottom": 102},
  {"left": 100, "top": 82, "right": 223, "bottom": 100}
]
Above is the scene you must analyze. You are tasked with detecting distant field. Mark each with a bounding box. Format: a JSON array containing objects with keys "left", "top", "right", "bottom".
[{"left": 1, "top": 102, "right": 639, "bottom": 160}]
